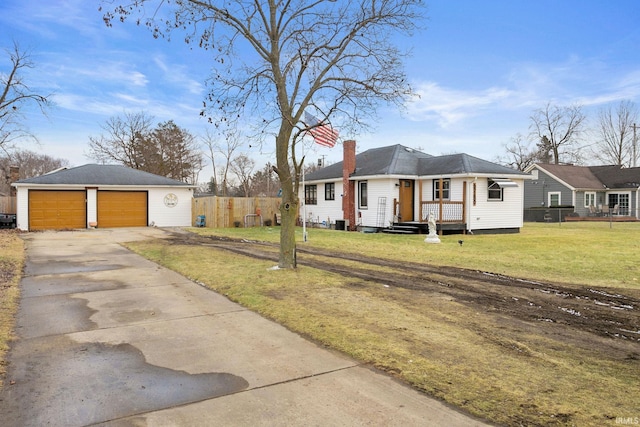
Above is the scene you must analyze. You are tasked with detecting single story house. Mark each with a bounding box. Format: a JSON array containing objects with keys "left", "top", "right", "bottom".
[
  {"left": 524, "top": 163, "right": 640, "bottom": 218},
  {"left": 301, "top": 141, "right": 531, "bottom": 234},
  {"left": 12, "top": 164, "right": 196, "bottom": 231}
]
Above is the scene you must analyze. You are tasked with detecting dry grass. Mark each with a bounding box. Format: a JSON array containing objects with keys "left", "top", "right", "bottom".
[
  {"left": 127, "top": 221, "right": 640, "bottom": 427},
  {"left": 0, "top": 230, "right": 24, "bottom": 388}
]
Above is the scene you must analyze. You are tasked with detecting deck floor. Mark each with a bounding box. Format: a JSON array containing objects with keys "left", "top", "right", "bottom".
[{"left": 564, "top": 216, "right": 638, "bottom": 222}]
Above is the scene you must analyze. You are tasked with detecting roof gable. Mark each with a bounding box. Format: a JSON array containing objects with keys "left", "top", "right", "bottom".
[
  {"left": 14, "top": 164, "right": 192, "bottom": 187},
  {"left": 532, "top": 164, "right": 604, "bottom": 190}
]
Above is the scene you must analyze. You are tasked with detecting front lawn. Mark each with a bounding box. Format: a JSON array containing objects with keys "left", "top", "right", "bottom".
[{"left": 126, "top": 222, "right": 640, "bottom": 426}]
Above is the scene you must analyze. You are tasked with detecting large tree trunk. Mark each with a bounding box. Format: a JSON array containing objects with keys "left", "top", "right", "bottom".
[
  {"left": 275, "top": 125, "right": 297, "bottom": 269},
  {"left": 278, "top": 198, "right": 298, "bottom": 268}
]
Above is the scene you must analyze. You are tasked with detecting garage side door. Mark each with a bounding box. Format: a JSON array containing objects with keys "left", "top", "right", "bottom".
[
  {"left": 29, "top": 190, "right": 87, "bottom": 231},
  {"left": 98, "top": 191, "right": 148, "bottom": 228}
]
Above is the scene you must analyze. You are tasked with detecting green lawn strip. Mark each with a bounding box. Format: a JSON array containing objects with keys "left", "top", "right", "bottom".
[
  {"left": 126, "top": 238, "right": 640, "bottom": 426},
  {"left": 0, "top": 232, "right": 24, "bottom": 388}
]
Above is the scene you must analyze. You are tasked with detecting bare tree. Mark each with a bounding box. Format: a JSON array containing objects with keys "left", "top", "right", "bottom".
[
  {"left": 230, "top": 154, "right": 255, "bottom": 197},
  {"left": 530, "top": 102, "right": 586, "bottom": 164},
  {"left": 250, "top": 162, "right": 279, "bottom": 197},
  {"left": 496, "top": 133, "right": 538, "bottom": 171},
  {"left": 592, "top": 100, "right": 638, "bottom": 167},
  {"left": 0, "top": 43, "right": 51, "bottom": 152},
  {"left": 202, "top": 129, "right": 219, "bottom": 195},
  {"left": 201, "top": 128, "right": 243, "bottom": 196},
  {"left": 0, "top": 149, "right": 68, "bottom": 194},
  {"left": 87, "top": 112, "right": 203, "bottom": 183},
  {"left": 87, "top": 111, "right": 154, "bottom": 167},
  {"left": 103, "top": 0, "right": 423, "bottom": 268}
]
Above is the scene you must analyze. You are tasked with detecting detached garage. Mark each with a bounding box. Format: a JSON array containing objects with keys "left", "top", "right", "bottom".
[{"left": 12, "top": 164, "right": 196, "bottom": 231}]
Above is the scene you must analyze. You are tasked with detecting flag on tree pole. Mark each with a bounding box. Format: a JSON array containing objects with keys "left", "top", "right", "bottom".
[{"left": 305, "top": 112, "right": 339, "bottom": 148}]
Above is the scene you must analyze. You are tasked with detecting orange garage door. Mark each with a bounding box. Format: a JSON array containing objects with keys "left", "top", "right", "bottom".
[
  {"left": 29, "top": 190, "right": 87, "bottom": 230},
  {"left": 97, "top": 191, "right": 147, "bottom": 228}
]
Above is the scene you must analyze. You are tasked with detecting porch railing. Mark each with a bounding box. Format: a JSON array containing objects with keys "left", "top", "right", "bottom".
[
  {"left": 421, "top": 201, "right": 464, "bottom": 222},
  {"left": 392, "top": 199, "right": 465, "bottom": 223}
]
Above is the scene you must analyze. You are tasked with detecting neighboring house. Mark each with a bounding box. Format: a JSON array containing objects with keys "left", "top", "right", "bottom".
[
  {"left": 301, "top": 141, "right": 531, "bottom": 234},
  {"left": 12, "top": 164, "right": 196, "bottom": 231},
  {"left": 524, "top": 163, "right": 640, "bottom": 218}
]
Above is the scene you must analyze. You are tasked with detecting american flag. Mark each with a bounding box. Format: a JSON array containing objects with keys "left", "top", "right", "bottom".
[{"left": 305, "top": 112, "right": 338, "bottom": 148}]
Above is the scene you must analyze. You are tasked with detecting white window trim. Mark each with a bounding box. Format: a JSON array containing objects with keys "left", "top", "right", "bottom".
[
  {"left": 358, "top": 181, "right": 368, "bottom": 209},
  {"left": 584, "top": 192, "right": 596, "bottom": 208},
  {"left": 548, "top": 192, "right": 561, "bottom": 207},
  {"left": 487, "top": 180, "right": 504, "bottom": 201}
]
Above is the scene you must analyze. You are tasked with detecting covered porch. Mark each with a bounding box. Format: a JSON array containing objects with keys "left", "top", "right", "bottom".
[{"left": 390, "top": 179, "right": 468, "bottom": 234}]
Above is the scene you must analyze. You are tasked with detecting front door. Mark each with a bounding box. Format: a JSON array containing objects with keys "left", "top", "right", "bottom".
[{"left": 399, "top": 179, "right": 414, "bottom": 221}]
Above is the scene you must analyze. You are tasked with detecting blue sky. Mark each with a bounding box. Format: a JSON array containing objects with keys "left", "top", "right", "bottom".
[{"left": 2, "top": 0, "right": 640, "bottom": 182}]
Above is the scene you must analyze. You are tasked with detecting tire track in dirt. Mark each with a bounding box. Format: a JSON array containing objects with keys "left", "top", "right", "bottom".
[{"left": 168, "top": 232, "right": 640, "bottom": 355}]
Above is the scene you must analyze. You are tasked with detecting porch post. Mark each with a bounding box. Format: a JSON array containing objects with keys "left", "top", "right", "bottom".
[
  {"left": 438, "top": 178, "right": 443, "bottom": 236},
  {"left": 418, "top": 180, "right": 423, "bottom": 221}
]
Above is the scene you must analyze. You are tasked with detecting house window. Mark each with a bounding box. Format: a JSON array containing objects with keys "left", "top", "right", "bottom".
[
  {"left": 433, "top": 179, "right": 450, "bottom": 200},
  {"left": 305, "top": 185, "right": 317, "bottom": 205},
  {"left": 548, "top": 192, "right": 561, "bottom": 207},
  {"left": 359, "top": 181, "right": 368, "bottom": 208},
  {"left": 325, "top": 183, "right": 335, "bottom": 201},
  {"left": 487, "top": 180, "right": 503, "bottom": 201},
  {"left": 608, "top": 193, "right": 630, "bottom": 215},
  {"left": 584, "top": 192, "right": 596, "bottom": 208}
]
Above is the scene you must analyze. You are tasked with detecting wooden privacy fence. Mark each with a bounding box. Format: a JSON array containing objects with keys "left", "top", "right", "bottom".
[
  {"left": 0, "top": 196, "right": 16, "bottom": 214},
  {"left": 192, "top": 196, "right": 282, "bottom": 228}
]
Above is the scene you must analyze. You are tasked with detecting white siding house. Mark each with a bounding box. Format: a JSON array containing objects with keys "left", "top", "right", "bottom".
[{"left": 302, "top": 142, "right": 531, "bottom": 234}]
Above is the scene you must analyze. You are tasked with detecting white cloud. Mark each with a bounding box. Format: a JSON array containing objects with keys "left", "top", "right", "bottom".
[
  {"left": 407, "top": 82, "right": 514, "bottom": 127},
  {"left": 1, "top": 0, "right": 105, "bottom": 41},
  {"left": 153, "top": 55, "right": 204, "bottom": 95},
  {"left": 409, "top": 56, "right": 640, "bottom": 133}
]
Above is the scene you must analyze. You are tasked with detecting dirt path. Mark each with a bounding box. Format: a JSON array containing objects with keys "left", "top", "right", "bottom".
[{"left": 167, "top": 232, "right": 640, "bottom": 361}]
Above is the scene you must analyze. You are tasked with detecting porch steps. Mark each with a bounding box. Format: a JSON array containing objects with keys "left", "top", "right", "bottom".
[
  {"left": 382, "top": 224, "right": 422, "bottom": 235},
  {"left": 382, "top": 221, "right": 468, "bottom": 235}
]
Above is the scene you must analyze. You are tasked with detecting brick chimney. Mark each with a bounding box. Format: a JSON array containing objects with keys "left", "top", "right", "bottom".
[{"left": 342, "top": 140, "right": 356, "bottom": 230}]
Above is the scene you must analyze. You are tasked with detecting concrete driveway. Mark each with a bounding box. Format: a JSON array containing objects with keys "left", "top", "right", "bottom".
[{"left": 0, "top": 228, "right": 490, "bottom": 426}]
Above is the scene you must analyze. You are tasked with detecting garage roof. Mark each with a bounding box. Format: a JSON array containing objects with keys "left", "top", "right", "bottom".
[{"left": 13, "top": 164, "right": 194, "bottom": 187}]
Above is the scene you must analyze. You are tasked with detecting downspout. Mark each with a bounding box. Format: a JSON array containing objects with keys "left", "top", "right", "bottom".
[{"left": 462, "top": 181, "right": 467, "bottom": 234}]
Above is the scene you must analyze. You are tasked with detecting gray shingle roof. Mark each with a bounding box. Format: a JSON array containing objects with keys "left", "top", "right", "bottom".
[
  {"left": 533, "top": 163, "right": 640, "bottom": 190},
  {"left": 417, "top": 153, "right": 528, "bottom": 176},
  {"left": 591, "top": 165, "right": 640, "bottom": 189},
  {"left": 535, "top": 163, "right": 604, "bottom": 189},
  {"left": 305, "top": 144, "right": 525, "bottom": 181},
  {"left": 352, "top": 145, "right": 433, "bottom": 177},
  {"left": 14, "top": 164, "right": 192, "bottom": 186}
]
